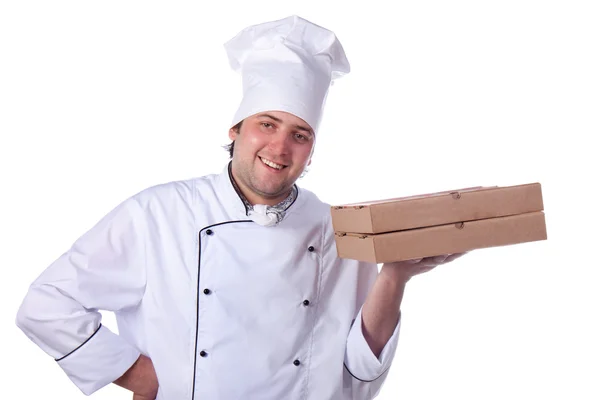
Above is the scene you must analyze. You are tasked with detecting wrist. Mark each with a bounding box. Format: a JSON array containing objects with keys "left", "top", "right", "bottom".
[
  {"left": 114, "top": 355, "right": 158, "bottom": 397},
  {"left": 380, "top": 263, "right": 412, "bottom": 285}
]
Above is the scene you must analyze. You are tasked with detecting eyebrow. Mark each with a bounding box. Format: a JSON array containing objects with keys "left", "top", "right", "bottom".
[{"left": 257, "top": 113, "right": 314, "bottom": 136}]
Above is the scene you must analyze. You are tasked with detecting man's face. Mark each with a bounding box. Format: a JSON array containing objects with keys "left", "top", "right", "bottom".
[{"left": 229, "top": 110, "right": 314, "bottom": 205}]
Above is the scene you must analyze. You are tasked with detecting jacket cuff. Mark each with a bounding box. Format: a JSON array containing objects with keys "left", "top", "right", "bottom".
[
  {"left": 56, "top": 324, "right": 140, "bottom": 395},
  {"left": 344, "top": 307, "right": 401, "bottom": 382}
]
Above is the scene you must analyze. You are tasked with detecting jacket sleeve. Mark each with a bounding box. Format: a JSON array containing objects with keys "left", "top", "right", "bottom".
[
  {"left": 322, "top": 212, "right": 401, "bottom": 399},
  {"left": 343, "top": 261, "right": 402, "bottom": 399},
  {"left": 15, "top": 194, "right": 148, "bottom": 395}
]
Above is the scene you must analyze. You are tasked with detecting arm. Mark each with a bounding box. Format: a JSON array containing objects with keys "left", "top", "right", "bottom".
[
  {"left": 343, "top": 253, "right": 467, "bottom": 399},
  {"left": 15, "top": 195, "right": 153, "bottom": 396},
  {"left": 361, "top": 253, "right": 467, "bottom": 357},
  {"left": 114, "top": 354, "right": 159, "bottom": 400},
  {"left": 360, "top": 264, "right": 407, "bottom": 358},
  {"left": 342, "top": 262, "right": 402, "bottom": 399}
]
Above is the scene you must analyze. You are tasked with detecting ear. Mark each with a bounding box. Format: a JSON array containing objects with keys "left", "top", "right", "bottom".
[
  {"left": 228, "top": 127, "right": 238, "bottom": 141},
  {"left": 307, "top": 143, "right": 315, "bottom": 166}
]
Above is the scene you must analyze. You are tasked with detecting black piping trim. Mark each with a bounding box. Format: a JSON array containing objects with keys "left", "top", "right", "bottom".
[
  {"left": 227, "top": 161, "right": 249, "bottom": 212},
  {"left": 287, "top": 184, "right": 299, "bottom": 210},
  {"left": 344, "top": 362, "right": 391, "bottom": 383},
  {"left": 55, "top": 323, "right": 103, "bottom": 362},
  {"left": 191, "top": 220, "right": 252, "bottom": 400},
  {"left": 199, "top": 220, "right": 253, "bottom": 232}
]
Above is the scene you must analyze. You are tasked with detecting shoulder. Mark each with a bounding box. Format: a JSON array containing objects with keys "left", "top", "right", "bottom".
[
  {"left": 293, "top": 186, "right": 337, "bottom": 239},
  {"left": 131, "top": 172, "right": 219, "bottom": 209},
  {"left": 295, "top": 185, "right": 333, "bottom": 219}
]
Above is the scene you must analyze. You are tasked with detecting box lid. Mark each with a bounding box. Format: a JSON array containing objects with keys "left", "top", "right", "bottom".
[{"left": 331, "top": 183, "right": 544, "bottom": 234}]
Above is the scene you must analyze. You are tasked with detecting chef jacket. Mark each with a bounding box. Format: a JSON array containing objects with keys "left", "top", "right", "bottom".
[{"left": 16, "top": 164, "right": 401, "bottom": 399}]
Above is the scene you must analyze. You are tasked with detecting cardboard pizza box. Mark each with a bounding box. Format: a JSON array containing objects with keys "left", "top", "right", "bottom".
[
  {"left": 331, "top": 183, "right": 547, "bottom": 263},
  {"left": 333, "top": 211, "right": 547, "bottom": 263},
  {"left": 331, "top": 183, "right": 544, "bottom": 235}
]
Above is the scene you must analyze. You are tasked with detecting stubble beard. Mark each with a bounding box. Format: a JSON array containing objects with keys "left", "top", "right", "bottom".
[{"left": 237, "top": 159, "right": 293, "bottom": 202}]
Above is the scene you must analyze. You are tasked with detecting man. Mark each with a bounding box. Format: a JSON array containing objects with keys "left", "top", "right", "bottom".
[{"left": 16, "top": 15, "right": 464, "bottom": 399}]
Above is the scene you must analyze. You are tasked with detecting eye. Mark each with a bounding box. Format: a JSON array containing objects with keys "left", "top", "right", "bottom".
[
  {"left": 294, "top": 133, "right": 309, "bottom": 142},
  {"left": 261, "top": 122, "right": 273, "bottom": 129}
]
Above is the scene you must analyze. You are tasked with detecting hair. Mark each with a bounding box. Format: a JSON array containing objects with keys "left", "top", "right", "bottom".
[{"left": 224, "top": 120, "right": 242, "bottom": 159}]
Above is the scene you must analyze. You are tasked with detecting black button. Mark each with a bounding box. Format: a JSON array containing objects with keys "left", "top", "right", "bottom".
[
  {"left": 203, "top": 288, "right": 211, "bottom": 295},
  {"left": 308, "top": 246, "right": 315, "bottom": 252},
  {"left": 200, "top": 350, "right": 207, "bottom": 357},
  {"left": 206, "top": 229, "right": 213, "bottom": 235},
  {"left": 293, "top": 359, "right": 300, "bottom": 366},
  {"left": 303, "top": 300, "right": 310, "bottom": 306}
]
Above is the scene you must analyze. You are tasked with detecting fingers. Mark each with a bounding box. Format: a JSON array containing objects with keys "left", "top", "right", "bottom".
[
  {"left": 444, "top": 252, "right": 468, "bottom": 263},
  {"left": 432, "top": 254, "right": 450, "bottom": 263},
  {"left": 428, "top": 252, "right": 469, "bottom": 262},
  {"left": 397, "top": 252, "right": 468, "bottom": 268},
  {"left": 419, "top": 255, "right": 447, "bottom": 266},
  {"left": 415, "top": 252, "right": 468, "bottom": 267}
]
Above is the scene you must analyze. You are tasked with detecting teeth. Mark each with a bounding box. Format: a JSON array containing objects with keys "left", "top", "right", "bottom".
[{"left": 260, "top": 157, "right": 284, "bottom": 170}]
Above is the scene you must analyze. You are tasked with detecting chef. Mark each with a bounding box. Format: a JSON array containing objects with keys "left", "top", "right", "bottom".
[{"left": 16, "top": 15, "right": 464, "bottom": 400}]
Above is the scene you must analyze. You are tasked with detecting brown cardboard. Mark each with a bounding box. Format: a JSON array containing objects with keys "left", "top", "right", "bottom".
[
  {"left": 334, "top": 211, "right": 547, "bottom": 263},
  {"left": 331, "top": 183, "right": 544, "bottom": 234}
]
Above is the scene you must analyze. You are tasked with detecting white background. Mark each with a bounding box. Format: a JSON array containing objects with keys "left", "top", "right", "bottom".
[{"left": 1, "top": 1, "right": 598, "bottom": 399}]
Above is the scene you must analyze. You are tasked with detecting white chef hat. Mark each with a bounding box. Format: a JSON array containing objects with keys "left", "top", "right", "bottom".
[{"left": 224, "top": 15, "right": 350, "bottom": 135}]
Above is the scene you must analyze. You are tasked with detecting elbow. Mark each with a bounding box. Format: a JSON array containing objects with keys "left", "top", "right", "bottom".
[
  {"left": 15, "top": 291, "right": 38, "bottom": 334},
  {"left": 15, "top": 283, "right": 51, "bottom": 336}
]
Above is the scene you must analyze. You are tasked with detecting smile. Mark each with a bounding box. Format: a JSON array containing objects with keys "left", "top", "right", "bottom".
[{"left": 259, "top": 157, "right": 286, "bottom": 170}]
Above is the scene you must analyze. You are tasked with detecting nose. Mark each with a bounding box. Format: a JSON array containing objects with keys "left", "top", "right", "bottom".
[{"left": 267, "top": 131, "right": 291, "bottom": 155}]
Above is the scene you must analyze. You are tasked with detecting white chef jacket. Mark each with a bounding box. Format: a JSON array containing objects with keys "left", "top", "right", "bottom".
[{"left": 16, "top": 164, "right": 401, "bottom": 399}]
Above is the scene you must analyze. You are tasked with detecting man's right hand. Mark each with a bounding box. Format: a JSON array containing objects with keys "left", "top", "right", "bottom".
[
  {"left": 133, "top": 394, "right": 157, "bottom": 400},
  {"left": 114, "top": 354, "right": 159, "bottom": 400}
]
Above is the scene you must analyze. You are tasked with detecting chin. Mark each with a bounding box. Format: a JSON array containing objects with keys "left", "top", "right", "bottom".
[{"left": 254, "top": 180, "right": 290, "bottom": 197}]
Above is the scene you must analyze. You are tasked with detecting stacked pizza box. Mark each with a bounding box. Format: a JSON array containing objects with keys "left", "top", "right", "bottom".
[{"left": 331, "top": 183, "right": 547, "bottom": 263}]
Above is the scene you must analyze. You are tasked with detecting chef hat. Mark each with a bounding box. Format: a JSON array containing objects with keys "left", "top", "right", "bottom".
[{"left": 224, "top": 15, "right": 350, "bottom": 135}]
